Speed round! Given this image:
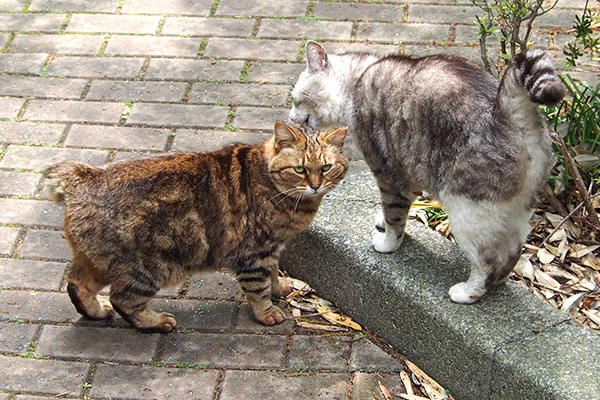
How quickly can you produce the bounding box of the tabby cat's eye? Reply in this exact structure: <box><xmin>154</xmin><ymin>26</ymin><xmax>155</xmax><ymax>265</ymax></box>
<box><xmin>321</xmin><ymin>164</ymin><xmax>332</xmax><ymax>172</ymax></box>
<box><xmin>293</xmin><ymin>166</ymin><xmax>306</xmax><ymax>174</ymax></box>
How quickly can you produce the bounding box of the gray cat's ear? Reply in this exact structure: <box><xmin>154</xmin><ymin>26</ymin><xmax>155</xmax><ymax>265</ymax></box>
<box><xmin>274</xmin><ymin>121</ymin><xmax>302</xmax><ymax>150</ymax></box>
<box><xmin>321</xmin><ymin>126</ymin><xmax>347</xmax><ymax>148</ymax></box>
<box><xmin>306</xmin><ymin>41</ymin><xmax>328</xmax><ymax>73</ymax></box>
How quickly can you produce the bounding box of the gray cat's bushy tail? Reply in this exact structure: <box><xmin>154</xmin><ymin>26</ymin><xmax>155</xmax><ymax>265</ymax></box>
<box><xmin>498</xmin><ymin>49</ymin><xmax>565</xmax><ymax>109</ymax></box>
<box><xmin>45</xmin><ymin>161</ymin><xmax>95</xmax><ymax>202</ymax></box>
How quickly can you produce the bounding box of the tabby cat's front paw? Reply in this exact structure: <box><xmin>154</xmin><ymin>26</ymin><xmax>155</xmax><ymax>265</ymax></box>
<box><xmin>255</xmin><ymin>305</ymin><xmax>286</xmax><ymax>325</ymax></box>
<box><xmin>448</xmin><ymin>282</ymin><xmax>486</xmax><ymax>304</ymax></box>
<box><xmin>372</xmin><ymin>229</ymin><xmax>401</xmax><ymax>253</ymax></box>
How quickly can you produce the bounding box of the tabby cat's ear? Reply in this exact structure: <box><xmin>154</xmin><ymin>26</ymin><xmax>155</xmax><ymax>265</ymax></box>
<box><xmin>306</xmin><ymin>41</ymin><xmax>328</xmax><ymax>73</ymax></box>
<box><xmin>321</xmin><ymin>126</ymin><xmax>347</xmax><ymax>148</ymax></box>
<box><xmin>274</xmin><ymin>121</ymin><xmax>302</xmax><ymax>151</ymax></box>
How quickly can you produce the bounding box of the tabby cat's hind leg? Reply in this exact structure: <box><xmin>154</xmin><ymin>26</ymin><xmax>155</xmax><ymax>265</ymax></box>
<box><xmin>67</xmin><ymin>253</ymin><xmax>113</xmax><ymax>320</ymax></box>
<box><xmin>237</xmin><ymin>261</ymin><xmax>286</xmax><ymax>325</ymax></box>
<box><xmin>109</xmin><ymin>276</ymin><xmax>176</xmax><ymax>333</ymax></box>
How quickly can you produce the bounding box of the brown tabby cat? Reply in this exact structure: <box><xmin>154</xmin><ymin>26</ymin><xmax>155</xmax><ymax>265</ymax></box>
<box><xmin>45</xmin><ymin>122</ymin><xmax>348</xmax><ymax>332</ymax></box>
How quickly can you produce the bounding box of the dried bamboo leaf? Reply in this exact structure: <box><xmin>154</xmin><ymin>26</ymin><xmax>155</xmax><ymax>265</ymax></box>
<box><xmin>537</xmin><ymin>248</ymin><xmax>556</xmax><ymax>264</ymax></box>
<box><xmin>581</xmin><ymin>309</ymin><xmax>600</xmax><ymax>327</ymax></box>
<box><xmin>544</xmin><ymin>212</ymin><xmax>564</xmax><ymax>227</ymax></box>
<box><xmin>378</xmin><ymin>381</ymin><xmax>393</xmax><ymax>400</ymax></box>
<box><xmin>569</xmin><ymin>245</ymin><xmax>600</xmax><ymax>259</ymax></box>
<box><xmin>395</xmin><ymin>394</ymin><xmax>431</xmax><ymax>400</ymax></box>
<box><xmin>514</xmin><ymin>256</ymin><xmax>535</xmax><ymax>281</ymax></box>
<box><xmin>534</xmin><ymin>269</ymin><xmax>561</xmax><ymax>289</ymax></box>
<box><xmin>561</xmin><ymin>292</ymin><xmax>586</xmax><ymax>312</ymax></box>
<box><xmin>289</xmin><ymin>300</ymin><xmax>316</xmax><ymax>312</ymax></box>
<box><xmin>295</xmin><ymin>320</ymin><xmax>348</xmax><ymax>332</ymax></box>
<box><xmin>315</xmin><ymin>305</ymin><xmax>362</xmax><ymax>331</ymax></box>
<box><xmin>400</xmin><ymin>371</ymin><xmax>414</xmax><ymax>396</ymax></box>
<box><xmin>405</xmin><ymin>360</ymin><xmax>446</xmax><ymax>395</ymax></box>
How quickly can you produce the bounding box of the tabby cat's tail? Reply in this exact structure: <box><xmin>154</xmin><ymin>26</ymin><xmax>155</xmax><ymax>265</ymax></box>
<box><xmin>45</xmin><ymin>161</ymin><xmax>95</xmax><ymax>202</ymax></box>
<box><xmin>498</xmin><ymin>49</ymin><xmax>565</xmax><ymax>109</ymax></box>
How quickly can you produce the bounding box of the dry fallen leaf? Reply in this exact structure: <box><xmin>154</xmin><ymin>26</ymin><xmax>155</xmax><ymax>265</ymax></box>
<box><xmin>295</xmin><ymin>321</ymin><xmax>348</xmax><ymax>332</ymax></box>
<box><xmin>514</xmin><ymin>255</ymin><xmax>535</xmax><ymax>281</ymax></box>
<box><xmin>560</xmin><ymin>292</ymin><xmax>585</xmax><ymax>312</ymax></box>
<box><xmin>537</xmin><ymin>247</ymin><xmax>556</xmax><ymax>264</ymax></box>
<box><xmin>378</xmin><ymin>380</ymin><xmax>393</xmax><ymax>400</ymax></box>
<box><xmin>315</xmin><ymin>305</ymin><xmax>362</xmax><ymax>331</ymax></box>
<box><xmin>400</xmin><ymin>371</ymin><xmax>414</xmax><ymax>396</ymax></box>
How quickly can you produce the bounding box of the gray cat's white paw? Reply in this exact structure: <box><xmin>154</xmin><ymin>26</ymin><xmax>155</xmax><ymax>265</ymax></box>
<box><xmin>448</xmin><ymin>282</ymin><xmax>486</xmax><ymax>304</ymax></box>
<box><xmin>375</xmin><ymin>210</ymin><xmax>385</xmax><ymax>230</ymax></box>
<box><xmin>372</xmin><ymin>229</ymin><xmax>401</xmax><ymax>253</ymax></box>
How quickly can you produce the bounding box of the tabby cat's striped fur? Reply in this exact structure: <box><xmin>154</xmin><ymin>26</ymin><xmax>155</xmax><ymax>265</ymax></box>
<box><xmin>290</xmin><ymin>42</ymin><xmax>565</xmax><ymax>304</ymax></box>
<box><xmin>45</xmin><ymin>122</ymin><xmax>348</xmax><ymax>332</ymax></box>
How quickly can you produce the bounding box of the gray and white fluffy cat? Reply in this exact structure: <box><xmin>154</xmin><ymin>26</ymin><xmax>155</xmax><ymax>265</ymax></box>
<box><xmin>290</xmin><ymin>41</ymin><xmax>565</xmax><ymax>304</ymax></box>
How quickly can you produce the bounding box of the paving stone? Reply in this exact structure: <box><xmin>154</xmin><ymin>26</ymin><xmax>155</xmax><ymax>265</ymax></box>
<box><xmin>349</xmin><ymin>336</ymin><xmax>405</xmax><ymax>373</ymax></box>
<box><xmin>23</xmin><ymin>100</ymin><xmax>124</xmax><ymax>123</ymax></box>
<box><xmin>14</xmin><ymin>396</ymin><xmax>68</xmax><ymax>400</ymax></box>
<box><xmin>234</xmin><ymin>303</ymin><xmax>297</xmax><ymax>334</ymax></box>
<box><xmin>0</xmin><ymin>0</ymin><xmax>26</xmax><ymax>11</ymax></box>
<box><xmin>127</xmin><ymin>103</ymin><xmax>229</xmax><ymax>128</ymax></box>
<box><xmin>0</xmin><ymin>53</ymin><xmax>47</xmax><ymax>74</ymax></box>
<box><xmin>47</xmin><ymin>56</ymin><xmax>145</xmax><ymax>78</ymax></box>
<box><xmin>0</xmin><ymin>13</ymin><xmax>66</xmax><ymax>31</ymax></box>
<box><xmin>0</xmin><ymin>258</ymin><xmax>66</xmax><ymax>290</ymax></box>
<box><xmin>0</xmin><ymin>33</ymin><xmax>8</xmax><ymax>49</ymax></box>
<box><xmin>0</xmin><ymin>198</ymin><xmax>64</xmax><ymax>227</ymax></box>
<box><xmin>121</xmin><ymin>0</ymin><xmax>213</xmax><ymax>15</ymax></box>
<box><xmin>0</xmin><ymin>226</ymin><xmax>19</xmax><ymax>255</ymax></box>
<box><xmin>65</xmin><ymin>125</ymin><xmax>170</xmax><ymax>151</ymax></box>
<box><xmin>171</xmin><ymin>129</ymin><xmax>269</xmax><ymax>152</ymax></box>
<box><xmin>287</xmin><ymin>335</ymin><xmax>353</xmax><ymax>371</ymax></box>
<box><xmin>319</xmin><ymin>41</ymin><xmax>402</xmax><ymax>56</ymax></box>
<box><xmin>0</xmin><ymin>75</ymin><xmax>86</xmax><ymax>99</ymax></box>
<box><xmin>189</xmin><ymin>82</ymin><xmax>289</xmax><ymax>106</ymax></box>
<box><xmin>537</xmin><ymin>8</ymin><xmax>579</xmax><ymax>28</ymax></box>
<box><xmin>105</xmin><ymin>35</ymin><xmax>203</xmax><ymax>57</ymax></box>
<box><xmin>259</xmin><ymin>19</ymin><xmax>353</xmax><ymax>41</ymax></box>
<box><xmin>110</xmin><ymin>150</ymin><xmax>161</xmax><ymax>163</ymax></box>
<box><xmin>455</xmin><ymin>24</ymin><xmax>500</xmax><ymax>45</ymax></box>
<box><xmin>204</xmin><ymin>38</ymin><xmax>300</xmax><ymax>61</ymax></box>
<box><xmin>90</xmin><ymin>364</ymin><xmax>219</xmax><ymax>400</ymax></box>
<box><xmin>233</xmin><ymin>106</ymin><xmax>289</xmax><ymax>131</ymax></box>
<box><xmin>86</xmin><ymin>80</ymin><xmax>187</xmax><ymax>102</ymax></box>
<box><xmin>144</xmin><ymin>58</ymin><xmax>245</xmax><ymax>81</ymax></box>
<box><xmin>66</xmin><ymin>14</ymin><xmax>161</xmax><ymax>34</ymax></box>
<box><xmin>0</xmin><ymin>290</ymin><xmax>81</xmax><ymax>324</ymax></box>
<box><xmin>18</xmin><ymin>229</ymin><xmax>71</xmax><ymax>260</ymax></box>
<box><xmin>407</xmin><ymin>5</ymin><xmax>481</xmax><ymax>24</ymax></box>
<box><xmin>162</xmin><ymin>17</ymin><xmax>255</xmax><ymax>37</ymax></box>
<box><xmin>351</xmin><ymin>372</ymin><xmax>407</xmax><ymax>400</ymax></box>
<box><xmin>10</xmin><ymin>33</ymin><xmax>104</xmax><ymax>55</ymax></box>
<box><xmin>313</xmin><ymin>2</ymin><xmax>405</xmax><ymax>22</ymax></box>
<box><xmin>220</xmin><ymin>370</ymin><xmax>350</xmax><ymax>400</ymax></box>
<box><xmin>0</xmin><ymin>96</ymin><xmax>24</xmax><ymax>119</ymax></box>
<box><xmin>246</xmin><ymin>61</ymin><xmax>304</xmax><ymax>84</ymax></box>
<box><xmin>0</xmin><ymin>145</ymin><xmax>109</xmax><ymax>170</ymax></box>
<box><xmin>216</xmin><ymin>0</ymin><xmax>309</xmax><ymax>17</ymax></box>
<box><xmin>29</xmin><ymin>0</ymin><xmax>117</xmax><ymax>12</ymax></box>
<box><xmin>186</xmin><ymin>271</ymin><xmax>243</xmax><ymax>300</ymax></box>
<box><xmin>0</xmin><ymin>322</ymin><xmax>37</xmax><ymax>354</ymax></box>
<box><xmin>356</xmin><ymin>22</ymin><xmax>451</xmax><ymax>43</ymax></box>
<box><xmin>0</xmin><ymin>171</ymin><xmax>41</xmax><ymax>196</ymax></box>
<box><xmin>0</xmin><ymin>356</ymin><xmax>88</xmax><ymax>396</ymax></box>
<box><xmin>37</xmin><ymin>325</ymin><xmax>160</xmax><ymax>362</ymax></box>
<box><xmin>0</xmin><ymin>122</ymin><xmax>43</xmax><ymax>147</ymax></box>
<box><xmin>162</xmin><ymin>332</ymin><xmax>286</xmax><ymax>368</ymax></box>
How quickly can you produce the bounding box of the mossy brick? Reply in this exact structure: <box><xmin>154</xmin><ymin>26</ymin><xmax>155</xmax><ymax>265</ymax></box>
<box><xmin>352</xmin><ymin>373</ymin><xmax>407</xmax><ymax>400</ymax></box>
<box><xmin>0</xmin><ymin>53</ymin><xmax>48</xmax><ymax>74</ymax></box>
<box><xmin>28</xmin><ymin>0</ymin><xmax>117</xmax><ymax>12</ymax></box>
<box><xmin>349</xmin><ymin>337</ymin><xmax>404</xmax><ymax>373</ymax></box>
<box><xmin>189</xmin><ymin>82</ymin><xmax>289</xmax><ymax>107</ymax></box>
<box><xmin>0</xmin><ymin>290</ymin><xmax>80</xmax><ymax>324</ymax></box>
<box><xmin>204</xmin><ymin>38</ymin><xmax>301</xmax><ymax>62</ymax></box>
<box><xmin>0</xmin><ymin>171</ymin><xmax>42</xmax><ymax>196</ymax></box>
<box><xmin>215</xmin><ymin>0</ymin><xmax>309</xmax><ymax>17</ymax></box>
<box><xmin>162</xmin><ymin>17</ymin><xmax>255</xmax><ymax>37</ymax></box>
<box><xmin>0</xmin><ymin>76</ymin><xmax>87</xmax><ymax>99</ymax></box>
<box><xmin>10</xmin><ymin>34</ymin><xmax>105</xmax><ymax>55</ymax></box>
<box><xmin>65</xmin><ymin>125</ymin><xmax>170</xmax><ymax>151</ymax></box>
<box><xmin>162</xmin><ymin>332</ymin><xmax>286</xmax><ymax>368</ymax></box>
<box><xmin>233</xmin><ymin>106</ymin><xmax>290</xmax><ymax>131</ymax></box>
<box><xmin>0</xmin><ymin>122</ymin><xmax>64</xmax><ymax>145</ymax></box>
<box><xmin>186</xmin><ymin>271</ymin><xmax>244</xmax><ymax>300</ymax></box>
<box><xmin>312</xmin><ymin>2</ymin><xmax>405</xmax><ymax>22</ymax></box>
<box><xmin>0</xmin><ymin>322</ymin><xmax>38</xmax><ymax>355</ymax></box>
<box><xmin>18</xmin><ymin>229</ymin><xmax>71</xmax><ymax>261</ymax></box>
<box><xmin>144</xmin><ymin>58</ymin><xmax>246</xmax><ymax>81</ymax></box>
<box><xmin>121</xmin><ymin>0</ymin><xmax>213</xmax><ymax>15</ymax></box>
<box><xmin>0</xmin><ymin>198</ymin><xmax>64</xmax><ymax>228</ymax></box>
<box><xmin>0</xmin><ymin>13</ymin><xmax>66</xmax><ymax>32</ymax></box>
<box><xmin>536</xmin><ymin>8</ymin><xmax>581</xmax><ymax>28</ymax></box>
<box><xmin>23</xmin><ymin>100</ymin><xmax>124</xmax><ymax>124</ymax></box>
<box><xmin>0</xmin><ymin>0</ymin><xmax>26</xmax><ymax>11</ymax></box>
<box><xmin>171</xmin><ymin>129</ymin><xmax>269</xmax><ymax>153</ymax></box>
<box><xmin>259</xmin><ymin>19</ymin><xmax>353</xmax><ymax>41</ymax></box>
<box><xmin>287</xmin><ymin>335</ymin><xmax>353</xmax><ymax>371</ymax></box>
<box><xmin>37</xmin><ymin>325</ymin><xmax>160</xmax><ymax>363</ymax></box>
<box><xmin>0</xmin><ymin>97</ymin><xmax>25</xmax><ymax>119</ymax></box>
<box><xmin>86</xmin><ymin>80</ymin><xmax>188</xmax><ymax>102</ymax></box>
<box><xmin>356</xmin><ymin>22</ymin><xmax>451</xmax><ymax>44</ymax></box>
<box><xmin>0</xmin><ymin>226</ymin><xmax>19</xmax><ymax>255</ymax></box>
<box><xmin>0</xmin><ymin>33</ymin><xmax>8</xmax><ymax>49</ymax></box>
<box><xmin>105</xmin><ymin>35</ymin><xmax>203</xmax><ymax>57</ymax></box>
<box><xmin>127</xmin><ymin>103</ymin><xmax>229</xmax><ymax>128</ymax></box>
<box><xmin>219</xmin><ymin>371</ymin><xmax>350</xmax><ymax>400</ymax></box>
<box><xmin>407</xmin><ymin>5</ymin><xmax>481</xmax><ymax>24</ymax></box>
<box><xmin>0</xmin><ymin>145</ymin><xmax>108</xmax><ymax>170</ymax></box>
<box><xmin>47</xmin><ymin>56</ymin><xmax>145</xmax><ymax>79</ymax></box>
<box><xmin>0</xmin><ymin>356</ymin><xmax>88</xmax><ymax>396</ymax></box>
<box><xmin>0</xmin><ymin>258</ymin><xmax>66</xmax><ymax>290</ymax></box>
<box><xmin>246</xmin><ymin>62</ymin><xmax>305</xmax><ymax>84</ymax></box>
<box><xmin>90</xmin><ymin>364</ymin><xmax>219</xmax><ymax>400</ymax></box>
<box><xmin>66</xmin><ymin>14</ymin><xmax>162</xmax><ymax>34</ymax></box>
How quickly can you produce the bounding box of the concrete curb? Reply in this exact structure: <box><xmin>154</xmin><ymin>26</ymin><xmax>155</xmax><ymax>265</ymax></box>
<box><xmin>281</xmin><ymin>170</ymin><xmax>600</xmax><ymax>400</ymax></box>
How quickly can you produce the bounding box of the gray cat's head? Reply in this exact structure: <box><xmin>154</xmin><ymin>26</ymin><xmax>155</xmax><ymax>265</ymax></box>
<box><xmin>290</xmin><ymin>41</ymin><xmax>345</xmax><ymax>130</ymax></box>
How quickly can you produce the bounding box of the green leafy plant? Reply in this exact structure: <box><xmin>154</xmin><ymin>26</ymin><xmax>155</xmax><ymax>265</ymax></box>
<box><xmin>564</xmin><ymin>0</ymin><xmax>600</xmax><ymax>68</ymax></box>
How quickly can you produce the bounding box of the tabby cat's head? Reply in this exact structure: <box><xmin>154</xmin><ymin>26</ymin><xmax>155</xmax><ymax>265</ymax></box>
<box><xmin>267</xmin><ymin>121</ymin><xmax>348</xmax><ymax>198</ymax></box>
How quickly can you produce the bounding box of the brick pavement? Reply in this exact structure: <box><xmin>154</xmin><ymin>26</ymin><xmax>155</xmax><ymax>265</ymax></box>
<box><xmin>0</xmin><ymin>0</ymin><xmax>596</xmax><ymax>399</ymax></box>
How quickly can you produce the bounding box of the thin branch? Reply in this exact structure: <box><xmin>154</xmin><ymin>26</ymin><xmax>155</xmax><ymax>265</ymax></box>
<box><xmin>543</xmin><ymin>184</ymin><xmax>569</xmax><ymax>216</ymax></box>
<box><xmin>542</xmin><ymin>193</ymin><xmax>600</xmax><ymax>247</ymax></box>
